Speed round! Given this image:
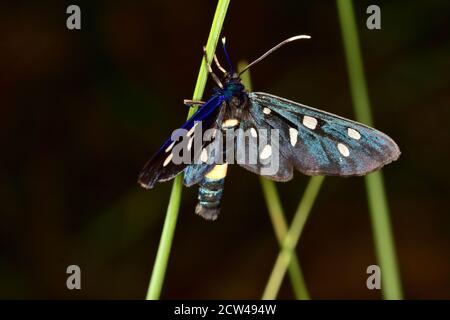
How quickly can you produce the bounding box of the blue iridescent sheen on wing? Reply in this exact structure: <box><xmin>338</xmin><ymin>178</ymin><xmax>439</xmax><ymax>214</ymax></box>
<box><xmin>183</xmin><ymin>141</ymin><xmax>226</xmax><ymax>186</ymax></box>
<box><xmin>184</xmin><ymin>164</ymin><xmax>215</xmax><ymax>186</ymax></box>
<box><xmin>239</xmin><ymin>92</ymin><xmax>400</xmax><ymax>179</ymax></box>
<box><xmin>138</xmin><ymin>95</ymin><xmax>225</xmax><ymax>188</ymax></box>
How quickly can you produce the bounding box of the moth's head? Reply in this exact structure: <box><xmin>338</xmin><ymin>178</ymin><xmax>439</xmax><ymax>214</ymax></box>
<box><xmin>222</xmin><ymin>71</ymin><xmax>240</xmax><ymax>83</ymax></box>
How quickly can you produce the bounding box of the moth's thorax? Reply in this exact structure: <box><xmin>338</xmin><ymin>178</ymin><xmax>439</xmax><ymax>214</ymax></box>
<box><xmin>219</xmin><ymin>76</ymin><xmax>247</xmax><ymax>109</ymax></box>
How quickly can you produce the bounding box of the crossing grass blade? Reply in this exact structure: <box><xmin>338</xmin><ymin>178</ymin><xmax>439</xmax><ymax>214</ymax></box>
<box><xmin>238</xmin><ymin>61</ymin><xmax>310</xmax><ymax>299</ymax></box>
<box><xmin>262</xmin><ymin>176</ymin><xmax>324</xmax><ymax>300</ymax></box>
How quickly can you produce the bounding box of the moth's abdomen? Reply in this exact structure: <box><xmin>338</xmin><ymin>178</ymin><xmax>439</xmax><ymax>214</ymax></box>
<box><xmin>195</xmin><ymin>164</ymin><xmax>228</xmax><ymax>221</ymax></box>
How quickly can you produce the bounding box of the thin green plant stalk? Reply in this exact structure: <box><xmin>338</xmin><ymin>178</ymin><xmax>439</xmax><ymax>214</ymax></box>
<box><xmin>260</xmin><ymin>178</ymin><xmax>310</xmax><ymax>300</ymax></box>
<box><xmin>146</xmin><ymin>0</ymin><xmax>231</xmax><ymax>300</ymax></box>
<box><xmin>262</xmin><ymin>176</ymin><xmax>324</xmax><ymax>300</ymax></box>
<box><xmin>238</xmin><ymin>61</ymin><xmax>309</xmax><ymax>299</ymax></box>
<box><xmin>336</xmin><ymin>0</ymin><xmax>403</xmax><ymax>299</ymax></box>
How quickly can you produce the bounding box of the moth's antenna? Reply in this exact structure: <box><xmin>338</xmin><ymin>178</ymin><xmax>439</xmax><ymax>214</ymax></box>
<box><xmin>203</xmin><ymin>46</ymin><xmax>223</xmax><ymax>89</ymax></box>
<box><xmin>213</xmin><ymin>53</ymin><xmax>227</xmax><ymax>74</ymax></box>
<box><xmin>221</xmin><ymin>37</ymin><xmax>234</xmax><ymax>73</ymax></box>
<box><xmin>238</xmin><ymin>35</ymin><xmax>311</xmax><ymax>75</ymax></box>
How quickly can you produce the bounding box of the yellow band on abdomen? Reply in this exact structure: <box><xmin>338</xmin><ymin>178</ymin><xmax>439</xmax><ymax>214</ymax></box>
<box><xmin>205</xmin><ymin>163</ymin><xmax>228</xmax><ymax>180</ymax></box>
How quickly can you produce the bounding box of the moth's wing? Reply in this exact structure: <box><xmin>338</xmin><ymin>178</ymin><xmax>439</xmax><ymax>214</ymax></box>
<box><xmin>183</xmin><ymin>145</ymin><xmax>223</xmax><ymax>186</ymax></box>
<box><xmin>183</xmin><ymin>164</ymin><xmax>215</xmax><ymax>186</ymax></box>
<box><xmin>237</xmin><ymin>92</ymin><xmax>400</xmax><ymax>180</ymax></box>
<box><xmin>183</xmin><ymin>112</ymin><xmax>227</xmax><ymax>186</ymax></box>
<box><xmin>235</xmin><ymin>110</ymin><xmax>294</xmax><ymax>181</ymax></box>
<box><xmin>138</xmin><ymin>95</ymin><xmax>224</xmax><ymax>189</ymax></box>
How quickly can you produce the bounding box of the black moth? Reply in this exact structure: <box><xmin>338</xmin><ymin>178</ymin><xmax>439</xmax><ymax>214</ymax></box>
<box><xmin>138</xmin><ymin>35</ymin><xmax>400</xmax><ymax>220</ymax></box>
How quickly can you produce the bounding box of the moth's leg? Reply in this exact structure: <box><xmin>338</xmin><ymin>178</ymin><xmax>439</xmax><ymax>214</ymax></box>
<box><xmin>213</xmin><ymin>54</ymin><xmax>227</xmax><ymax>74</ymax></box>
<box><xmin>203</xmin><ymin>46</ymin><xmax>224</xmax><ymax>89</ymax></box>
<box><xmin>184</xmin><ymin>99</ymin><xmax>206</xmax><ymax>108</ymax></box>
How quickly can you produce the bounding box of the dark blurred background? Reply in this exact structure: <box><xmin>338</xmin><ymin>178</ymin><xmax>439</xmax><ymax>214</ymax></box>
<box><xmin>1</xmin><ymin>0</ymin><xmax>449</xmax><ymax>299</ymax></box>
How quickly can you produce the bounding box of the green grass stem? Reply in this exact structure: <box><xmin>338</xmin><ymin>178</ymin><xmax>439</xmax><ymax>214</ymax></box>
<box><xmin>260</xmin><ymin>177</ymin><xmax>311</xmax><ymax>300</ymax></box>
<box><xmin>336</xmin><ymin>0</ymin><xmax>403</xmax><ymax>299</ymax></box>
<box><xmin>262</xmin><ymin>176</ymin><xmax>324</xmax><ymax>300</ymax></box>
<box><xmin>146</xmin><ymin>0</ymin><xmax>231</xmax><ymax>300</ymax></box>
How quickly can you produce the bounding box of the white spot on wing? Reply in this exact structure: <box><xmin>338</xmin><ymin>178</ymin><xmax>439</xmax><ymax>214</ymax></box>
<box><xmin>163</xmin><ymin>153</ymin><xmax>174</xmax><ymax>166</ymax></box>
<box><xmin>289</xmin><ymin>128</ymin><xmax>298</xmax><ymax>146</ymax></box>
<box><xmin>303</xmin><ymin>116</ymin><xmax>317</xmax><ymax>130</ymax></box>
<box><xmin>337</xmin><ymin>143</ymin><xmax>350</xmax><ymax>157</ymax></box>
<box><xmin>260</xmin><ymin>144</ymin><xmax>272</xmax><ymax>160</ymax></box>
<box><xmin>263</xmin><ymin>107</ymin><xmax>271</xmax><ymax>115</ymax></box>
<box><xmin>187</xmin><ymin>122</ymin><xmax>199</xmax><ymax>136</ymax></box>
<box><xmin>347</xmin><ymin>128</ymin><xmax>361</xmax><ymax>140</ymax></box>
<box><xmin>187</xmin><ymin>137</ymin><xmax>193</xmax><ymax>151</ymax></box>
<box><xmin>165</xmin><ymin>140</ymin><xmax>176</xmax><ymax>153</ymax></box>
<box><xmin>250</xmin><ymin>128</ymin><xmax>257</xmax><ymax>138</ymax></box>
<box><xmin>211</xmin><ymin>128</ymin><xmax>218</xmax><ymax>138</ymax></box>
<box><xmin>200</xmin><ymin>149</ymin><xmax>208</xmax><ymax>162</ymax></box>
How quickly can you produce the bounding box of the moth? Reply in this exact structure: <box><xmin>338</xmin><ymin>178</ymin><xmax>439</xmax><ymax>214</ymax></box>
<box><xmin>138</xmin><ymin>35</ymin><xmax>401</xmax><ymax>221</ymax></box>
